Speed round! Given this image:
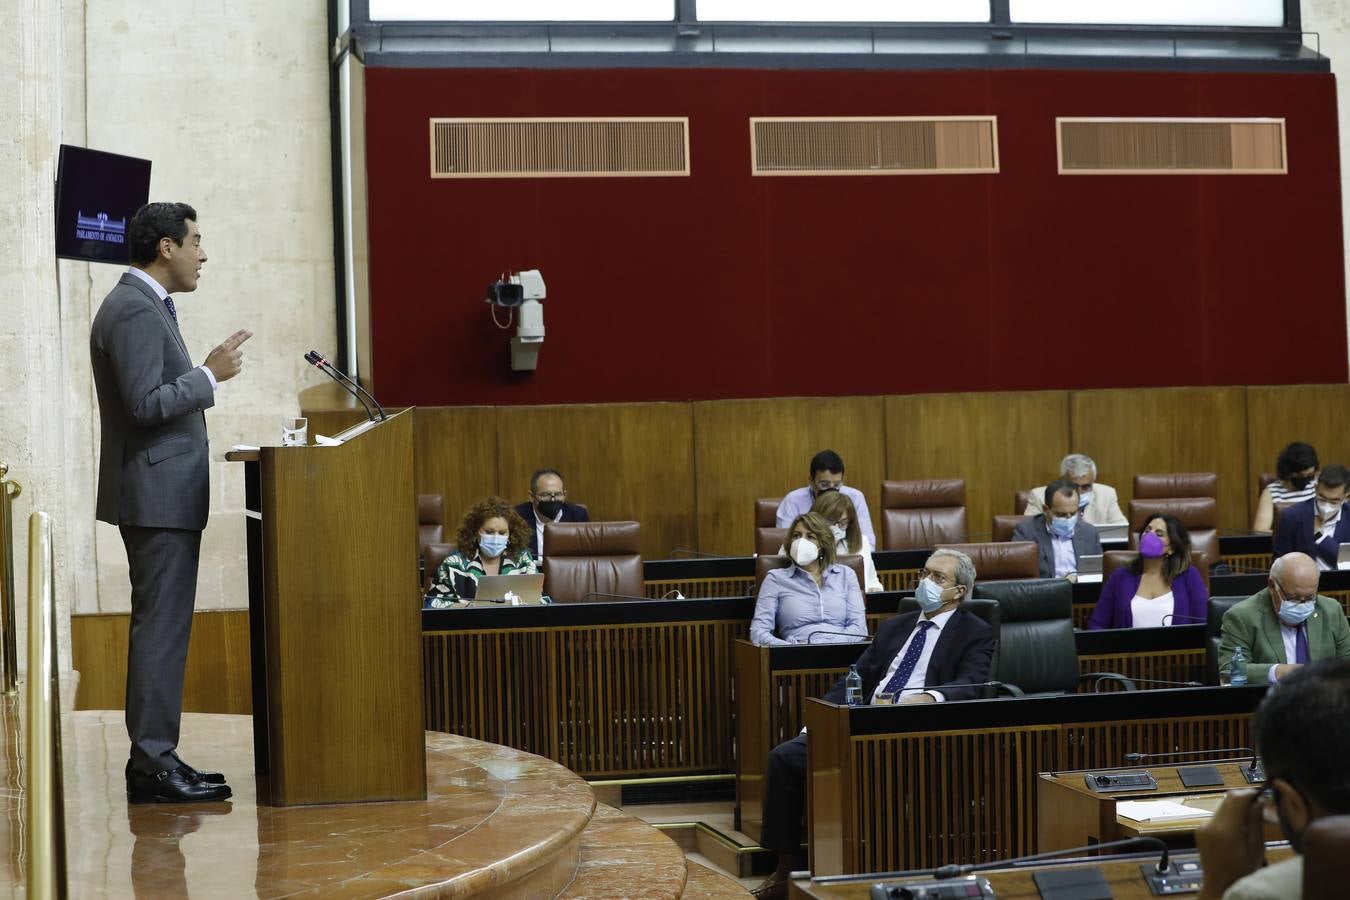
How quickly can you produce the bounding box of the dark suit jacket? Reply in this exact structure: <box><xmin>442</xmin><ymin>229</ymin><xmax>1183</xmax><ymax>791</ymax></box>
<box><xmin>90</xmin><ymin>273</ymin><xmax>214</xmax><ymax>530</ymax></box>
<box><xmin>514</xmin><ymin>501</ymin><xmax>590</xmax><ymax>557</ymax></box>
<box><xmin>822</xmin><ymin>607</ymin><xmax>995</xmax><ymax>703</ymax></box>
<box><xmin>1012</xmin><ymin>514</ymin><xmax>1102</xmax><ymax>578</ymax></box>
<box><xmin>1273</xmin><ymin>498</ymin><xmax>1350</xmax><ymax>564</ymax></box>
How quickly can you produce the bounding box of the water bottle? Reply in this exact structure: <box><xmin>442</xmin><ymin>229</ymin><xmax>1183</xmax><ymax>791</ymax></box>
<box><xmin>1227</xmin><ymin>646</ymin><xmax>1249</xmax><ymax>687</ymax></box>
<box><xmin>845</xmin><ymin>664</ymin><xmax>863</xmax><ymax>706</ymax></box>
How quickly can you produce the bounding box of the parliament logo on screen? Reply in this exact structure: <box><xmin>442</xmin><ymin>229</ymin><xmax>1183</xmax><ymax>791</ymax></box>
<box><xmin>74</xmin><ymin>211</ymin><xmax>127</xmax><ymax>245</ymax></box>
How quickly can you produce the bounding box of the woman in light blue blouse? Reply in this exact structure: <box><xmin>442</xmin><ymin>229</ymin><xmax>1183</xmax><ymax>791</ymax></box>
<box><xmin>750</xmin><ymin>512</ymin><xmax>867</xmax><ymax>647</ymax></box>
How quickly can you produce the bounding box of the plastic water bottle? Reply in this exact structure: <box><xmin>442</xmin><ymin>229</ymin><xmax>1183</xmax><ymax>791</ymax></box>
<box><xmin>845</xmin><ymin>664</ymin><xmax>863</xmax><ymax>706</ymax></box>
<box><xmin>1228</xmin><ymin>646</ymin><xmax>1249</xmax><ymax>687</ymax></box>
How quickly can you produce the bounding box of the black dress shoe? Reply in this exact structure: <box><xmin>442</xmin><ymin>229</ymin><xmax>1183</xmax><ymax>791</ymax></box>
<box><xmin>127</xmin><ymin>765</ymin><xmax>232</xmax><ymax>804</ymax></box>
<box><xmin>171</xmin><ymin>754</ymin><xmax>227</xmax><ymax>785</ymax></box>
<box><xmin>750</xmin><ymin>872</ymin><xmax>790</xmax><ymax>900</ymax></box>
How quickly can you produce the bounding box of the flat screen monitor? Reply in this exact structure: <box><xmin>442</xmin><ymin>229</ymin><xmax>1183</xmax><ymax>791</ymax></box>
<box><xmin>54</xmin><ymin>145</ymin><xmax>152</xmax><ymax>264</ymax></box>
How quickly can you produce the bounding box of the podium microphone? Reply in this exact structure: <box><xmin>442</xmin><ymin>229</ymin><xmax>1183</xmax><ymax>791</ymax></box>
<box><xmin>1124</xmin><ymin>747</ymin><xmax>1264</xmax><ymax>782</ymax></box>
<box><xmin>306</xmin><ymin>350</ymin><xmax>386</xmax><ymax>421</ymax></box>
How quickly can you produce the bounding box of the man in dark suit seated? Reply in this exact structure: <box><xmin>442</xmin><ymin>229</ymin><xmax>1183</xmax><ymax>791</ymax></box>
<box><xmin>1012</xmin><ymin>477</ymin><xmax>1102</xmax><ymax>582</ymax></box>
<box><xmin>1273</xmin><ymin>464</ymin><xmax>1350</xmax><ymax>571</ymax></box>
<box><xmin>513</xmin><ymin>468</ymin><xmax>589</xmax><ymax>558</ymax></box>
<box><xmin>750</xmin><ymin>548</ymin><xmax>996</xmax><ymax>900</ymax></box>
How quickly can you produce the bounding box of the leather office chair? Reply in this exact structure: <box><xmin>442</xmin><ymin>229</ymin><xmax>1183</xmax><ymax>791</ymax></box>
<box><xmin>753</xmin><ymin>553</ymin><xmax>867</xmax><ymax>595</ymax></box>
<box><xmin>755</xmin><ymin>498</ymin><xmax>781</xmax><ymax>529</ymax></box>
<box><xmin>881</xmin><ymin>479</ymin><xmax>968</xmax><ymax>550</ymax></box>
<box><xmin>756</xmin><ymin>527</ymin><xmax>789</xmax><ymax>558</ymax></box>
<box><xmin>1258</xmin><ymin>472</ymin><xmax>1278</xmax><ymax>494</ymax></box>
<box><xmin>1104</xmin><ymin>550</ymin><xmax>1213</xmax><ymax>594</ymax></box>
<box><xmin>422</xmin><ymin>541</ymin><xmax>455</xmax><ymax>593</ymax></box>
<box><xmin>1133</xmin><ymin>472</ymin><xmax>1218</xmax><ymax>500</ymax></box>
<box><xmin>935</xmin><ymin>541</ymin><xmax>1040</xmax><ymax>581</ymax></box>
<box><xmin>1204</xmin><ymin>596</ymin><xmax>1246</xmax><ymax>685</ymax></box>
<box><xmin>1304</xmin><ymin>814</ymin><xmax>1350</xmax><ymax>900</ymax></box>
<box><xmin>418</xmin><ymin>494</ymin><xmax>444</xmax><ymax>550</ymax></box>
<box><xmin>974</xmin><ymin>577</ymin><xmax>1133</xmax><ymax>695</ymax></box>
<box><xmin>1127</xmin><ymin>497</ymin><xmax>1220</xmax><ymax>569</ymax></box>
<box><xmin>992</xmin><ymin>515</ymin><xmax>1029</xmax><ymax>543</ymax></box>
<box><xmin>542</xmin><ymin>521</ymin><xmax>643</xmax><ymax>603</ymax></box>
<box><xmin>1014</xmin><ymin>489</ymin><xmax>1032</xmax><ymax>516</ymax></box>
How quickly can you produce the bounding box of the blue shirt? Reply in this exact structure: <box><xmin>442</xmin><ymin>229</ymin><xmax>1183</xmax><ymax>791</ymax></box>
<box><xmin>750</xmin><ymin>563</ymin><xmax>867</xmax><ymax>647</ymax></box>
<box><xmin>776</xmin><ymin>485</ymin><xmax>876</xmax><ymax>547</ymax></box>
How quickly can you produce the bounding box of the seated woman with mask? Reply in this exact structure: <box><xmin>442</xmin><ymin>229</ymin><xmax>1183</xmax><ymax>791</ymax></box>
<box><xmin>1252</xmin><ymin>441</ymin><xmax>1319</xmax><ymax>533</ymax></box>
<box><xmin>426</xmin><ymin>496</ymin><xmax>537</xmax><ymax>608</ymax></box>
<box><xmin>751</xmin><ymin>512</ymin><xmax>867</xmax><ymax>647</ymax></box>
<box><xmin>1087</xmin><ymin>513</ymin><xmax>1208</xmax><ymax>629</ymax></box>
<box><xmin>777</xmin><ymin>491</ymin><xmax>883</xmax><ymax>592</ymax></box>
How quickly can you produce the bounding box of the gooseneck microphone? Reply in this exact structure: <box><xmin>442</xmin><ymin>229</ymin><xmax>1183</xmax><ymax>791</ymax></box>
<box><xmin>305</xmin><ymin>350</ymin><xmax>386</xmax><ymax>421</ymax></box>
<box><xmin>1096</xmin><ymin>675</ymin><xmax>1204</xmax><ymax>689</ymax></box>
<box><xmin>579</xmin><ymin>591</ymin><xmax>655</xmax><ymax>603</ymax></box>
<box><xmin>304</xmin><ymin>351</ymin><xmax>375</xmax><ymax>421</ymax></box>
<box><xmin>1123</xmin><ymin>747</ymin><xmax>1254</xmax><ymax>763</ymax></box>
<box><xmin>1160</xmin><ymin>613</ymin><xmax>1208</xmax><ymax>626</ymax></box>
<box><xmin>932</xmin><ymin>836</ymin><xmax>1172</xmax><ymax>881</ymax></box>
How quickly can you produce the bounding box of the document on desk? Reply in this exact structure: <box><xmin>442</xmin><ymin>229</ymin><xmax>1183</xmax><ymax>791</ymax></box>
<box><xmin>1117</xmin><ymin>799</ymin><xmax>1215</xmax><ymax>822</ymax></box>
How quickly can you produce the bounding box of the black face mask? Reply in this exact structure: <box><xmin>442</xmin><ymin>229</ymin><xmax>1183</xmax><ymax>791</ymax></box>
<box><xmin>1291</xmin><ymin>475</ymin><xmax>1312</xmax><ymax>491</ymax></box>
<box><xmin>536</xmin><ymin>499</ymin><xmax>564</xmax><ymax>519</ymax></box>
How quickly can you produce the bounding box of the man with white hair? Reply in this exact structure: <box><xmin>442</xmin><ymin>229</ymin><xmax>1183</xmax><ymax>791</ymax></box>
<box><xmin>1219</xmin><ymin>551</ymin><xmax>1350</xmax><ymax>683</ymax></box>
<box><xmin>1023</xmin><ymin>453</ymin><xmax>1127</xmax><ymax>526</ymax></box>
<box><xmin>750</xmin><ymin>548</ymin><xmax>996</xmax><ymax>899</ymax></box>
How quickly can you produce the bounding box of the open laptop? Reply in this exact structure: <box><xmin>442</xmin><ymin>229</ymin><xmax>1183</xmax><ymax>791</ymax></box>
<box><xmin>1076</xmin><ymin>554</ymin><xmax>1104</xmax><ymax>584</ymax></box>
<box><xmin>472</xmin><ymin>573</ymin><xmax>546</xmax><ymax>605</ymax></box>
<box><xmin>1095</xmin><ymin>524</ymin><xmax>1129</xmax><ymax>544</ymax></box>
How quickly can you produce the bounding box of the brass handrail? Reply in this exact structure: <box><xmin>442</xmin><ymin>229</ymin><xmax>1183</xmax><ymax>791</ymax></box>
<box><xmin>0</xmin><ymin>462</ymin><xmax>20</xmax><ymax>694</ymax></box>
<box><xmin>25</xmin><ymin>511</ymin><xmax>66</xmax><ymax>898</ymax></box>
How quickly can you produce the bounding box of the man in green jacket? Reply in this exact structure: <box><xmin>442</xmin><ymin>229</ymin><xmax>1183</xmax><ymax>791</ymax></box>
<box><xmin>1219</xmin><ymin>551</ymin><xmax>1350</xmax><ymax>684</ymax></box>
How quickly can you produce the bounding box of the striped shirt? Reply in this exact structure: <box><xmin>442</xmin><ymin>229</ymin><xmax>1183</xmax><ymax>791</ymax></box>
<box><xmin>1269</xmin><ymin>479</ymin><xmax>1317</xmax><ymax>506</ymax></box>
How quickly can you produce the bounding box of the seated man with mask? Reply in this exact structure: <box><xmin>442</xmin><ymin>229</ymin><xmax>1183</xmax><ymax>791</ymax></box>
<box><xmin>775</xmin><ymin>449</ymin><xmax>876</xmax><ymax>548</ymax></box>
<box><xmin>1196</xmin><ymin>658</ymin><xmax>1350</xmax><ymax>899</ymax></box>
<box><xmin>1219</xmin><ymin>551</ymin><xmax>1350</xmax><ymax>683</ymax></box>
<box><xmin>514</xmin><ymin>468</ymin><xmax>590</xmax><ymax>559</ymax></box>
<box><xmin>1013</xmin><ymin>478</ymin><xmax>1103</xmax><ymax>581</ymax></box>
<box><xmin>749</xmin><ymin>548</ymin><xmax>995</xmax><ymax>900</ymax></box>
<box><xmin>1273</xmin><ymin>464</ymin><xmax>1350</xmax><ymax>572</ymax></box>
<box><xmin>1023</xmin><ymin>453</ymin><xmax>1127</xmax><ymax>526</ymax></box>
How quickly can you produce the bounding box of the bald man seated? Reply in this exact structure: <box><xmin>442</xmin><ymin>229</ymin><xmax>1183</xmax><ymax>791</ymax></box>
<box><xmin>1218</xmin><ymin>551</ymin><xmax>1350</xmax><ymax>684</ymax></box>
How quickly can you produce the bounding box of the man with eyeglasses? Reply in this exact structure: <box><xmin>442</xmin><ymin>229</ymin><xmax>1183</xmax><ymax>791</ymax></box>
<box><xmin>513</xmin><ymin>468</ymin><xmax>589</xmax><ymax>558</ymax></box>
<box><xmin>1273</xmin><ymin>463</ymin><xmax>1350</xmax><ymax>571</ymax></box>
<box><xmin>749</xmin><ymin>548</ymin><xmax>994</xmax><ymax>900</ymax></box>
<box><xmin>1196</xmin><ymin>658</ymin><xmax>1350</xmax><ymax>900</ymax></box>
<box><xmin>1218</xmin><ymin>552</ymin><xmax>1350</xmax><ymax>684</ymax></box>
<box><xmin>1013</xmin><ymin>478</ymin><xmax>1103</xmax><ymax>581</ymax></box>
<box><xmin>775</xmin><ymin>449</ymin><xmax>876</xmax><ymax>548</ymax></box>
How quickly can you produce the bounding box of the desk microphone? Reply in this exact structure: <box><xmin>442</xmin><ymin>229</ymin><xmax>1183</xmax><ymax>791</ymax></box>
<box><xmin>1160</xmin><ymin>613</ymin><xmax>1208</xmax><ymax>625</ymax></box>
<box><xmin>1096</xmin><ymin>675</ymin><xmax>1204</xmax><ymax>689</ymax></box>
<box><xmin>926</xmin><ymin>836</ymin><xmax>1171</xmax><ymax>880</ymax></box>
<box><xmin>305</xmin><ymin>350</ymin><xmax>386</xmax><ymax>421</ymax></box>
<box><xmin>1123</xmin><ymin>747</ymin><xmax>1264</xmax><ymax>782</ymax></box>
<box><xmin>579</xmin><ymin>591</ymin><xmax>657</xmax><ymax>603</ymax></box>
<box><xmin>667</xmin><ymin>548</ymin><xmax>734</xmax><ymax>559</ymax></box>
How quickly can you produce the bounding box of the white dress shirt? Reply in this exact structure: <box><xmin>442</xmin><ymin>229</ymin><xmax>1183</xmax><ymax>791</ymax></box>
<box><xmin>126</xmin><ymin>267</ymin><xmax>217</xmax><ymax>390</ymax></box>
<box><xmin>534</xmin><ymin>507</ymin><xmax>563</xmax><ymax>558</ymax></box>
<box><xmin>870</xmin><ymin>607</ymin><xmax>956</xmax><ymax>703</ymax></box>
<box><xmin>1130</xmin><ymin>591</ymin><xmax>1173</xmax><ymax>629</ymax></box>
<box><xmin>1266</xmin><ymin>620</ymin><xmax>1308</xmax><ymax>683</ymax></box>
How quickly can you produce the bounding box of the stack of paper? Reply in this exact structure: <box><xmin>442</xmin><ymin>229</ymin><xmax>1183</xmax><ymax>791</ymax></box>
<box><xmin>1117</xmin><ymin>800</ymin><xmax>1214</xmax><ymax>823</ymax></box>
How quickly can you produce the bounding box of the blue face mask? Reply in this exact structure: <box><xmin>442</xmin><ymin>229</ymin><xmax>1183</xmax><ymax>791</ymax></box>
<box><xmin>1077</xmin><ymin>491</ymin><xmax>1093</xmax><ymax>510</ymax></box>
<box><xmin>1278</xmin><ymin>598</ymin><xmax>1315</xmax><ymax>627</ymax></box>
<box><xmin>914</xmin><ymin>577</ymin><xmax>947</xmax><ymax>614</ymax></box>
<box><xmin>1049</xmin><ymin>515</ymin><xmax>1077</xmax><ymax>539</ymax></box>
<box><xmin>479</xmin><ymin>532</ymin><xmax>509</xmax><ymax>559</ymax></box>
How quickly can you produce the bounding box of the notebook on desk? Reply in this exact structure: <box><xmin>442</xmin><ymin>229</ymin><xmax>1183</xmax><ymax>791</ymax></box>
<box><xmin>1095</xmin><ymin>523</ymin><xmax>1129</xmax><ymax>543</ymax></box>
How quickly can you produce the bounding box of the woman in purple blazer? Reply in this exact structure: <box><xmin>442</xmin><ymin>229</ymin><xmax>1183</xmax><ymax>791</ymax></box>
<box><xmin>1087</xmin><ymin>513</ymin><xmax>1208</xmax><ymax>629</ymax></box>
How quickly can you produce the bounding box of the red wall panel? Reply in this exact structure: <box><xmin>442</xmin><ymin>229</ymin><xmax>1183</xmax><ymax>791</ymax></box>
<box><xmin>363</xmin><ymin>67</ymin><xmax>1344</xmax><ymax>406</ymax></box>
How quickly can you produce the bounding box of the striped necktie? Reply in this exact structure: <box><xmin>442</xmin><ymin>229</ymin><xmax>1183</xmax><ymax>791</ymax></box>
<box><xmin>163</xmin><ymin>295</ymin><xmax>178</xmax><ymax>324</ymax></box>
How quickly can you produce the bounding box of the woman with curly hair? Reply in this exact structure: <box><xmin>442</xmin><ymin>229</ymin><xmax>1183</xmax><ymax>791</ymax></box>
<box><xmin>425</xmin><ymin>496</ymin><xmax>537</xmax><ymax>608</ymax></box>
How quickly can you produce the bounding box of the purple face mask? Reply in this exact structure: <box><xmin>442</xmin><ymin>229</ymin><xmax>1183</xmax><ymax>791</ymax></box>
<box><xmin>1139</xmin><ymin>531</ymin><xmax>1166</xmax><ymax>558</ymax></box>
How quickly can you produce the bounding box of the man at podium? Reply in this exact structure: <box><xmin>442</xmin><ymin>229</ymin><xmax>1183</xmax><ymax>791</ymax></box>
<box><xmin>90</xmin><ymin>202</ymin><xmax>250</xmax><ymax>804</ymax></box>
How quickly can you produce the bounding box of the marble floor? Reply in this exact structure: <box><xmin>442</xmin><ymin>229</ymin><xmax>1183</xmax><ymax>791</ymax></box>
<box><xmin>3</xmin><ymin>703</ymin><xmax>601</xmax><ymax>897</ymax></box>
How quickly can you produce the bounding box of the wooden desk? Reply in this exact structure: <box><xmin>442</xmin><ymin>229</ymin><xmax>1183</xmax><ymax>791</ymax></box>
<box><xmin>1038</xmin><ymin>762</ymin><xmax>1281</xmax><ymax>850</ymax></box>
<box><xmin>801</xmin><ymin>686</ymin><xmax>1268</xmax><ymax>876</ymax></box>
<box><xmin>788</xmin><ymin>846</ymin><xmax>1296</xmax><ymax>899</ymax></box>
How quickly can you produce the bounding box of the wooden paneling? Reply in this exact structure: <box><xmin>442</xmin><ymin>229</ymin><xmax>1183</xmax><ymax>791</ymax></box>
<box><xmin>413</xmin><ymin>407</ymin><xmax>500</xmax><ymax>534</ymax></box>
<box><xmin>694</xmin><ymin>396</ymin><xmax>886</xmax><ymax>557</ymax></box>
<box><xmin>1246</xmin><ymin>384</ymin><xmax>1350</xmax><ymax>527</ymax></box>
<box><xmin>884</xmin><ymin>392</ymin><xmax>1069</xmax><ymax>540</ymax></box>
<box><xmin>71</xmin><ymin>610</ymin><xmax>251</xmax><ymax>714</ymax></box>
<box><xmin>1072</xmin><ymin>387</ymin><xmax>1249</xmax><ymax>532</ymax></box>
<box><xmin>495</xmin><ymin>402</ymin><xmax>695</xmax><ymax>561</ymax></box>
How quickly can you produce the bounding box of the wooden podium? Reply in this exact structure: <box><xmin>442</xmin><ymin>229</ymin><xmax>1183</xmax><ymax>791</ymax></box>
<box><xmin>226</xmin><ymin>409</ymin><xmax>426</xmax><ymax>806</ymax></box>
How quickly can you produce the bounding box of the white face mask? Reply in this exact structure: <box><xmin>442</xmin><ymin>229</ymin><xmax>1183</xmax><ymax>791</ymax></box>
<box><xmin>829</xmin><ymin>524</ymin><xmax>847</xmax><ymax>543</ymax></box>
<box><xmin>791</xmin><ymin>537</ymin><xmax>820</xmax><ymax>567</ymax></box>
<box><xmin>1318</xmin><ymin>500</ymin><xmax>1342</xmax><ymax>522</ymax></box>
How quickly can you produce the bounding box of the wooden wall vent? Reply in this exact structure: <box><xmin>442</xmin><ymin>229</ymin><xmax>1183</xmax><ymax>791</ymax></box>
<box><xmin>750</xmin><ymin>116</ymin><xmax>999</xmax><ymax>176</ymax></box>
<box><xmin>1057</xmin><ymin>118</ymin><xmax>1287</xmax><ymax>174</ymax></box>
<box><xmin>429</xmin><ymin>117</ymin><xmax>690</xmax><ymax>178</ymax></box>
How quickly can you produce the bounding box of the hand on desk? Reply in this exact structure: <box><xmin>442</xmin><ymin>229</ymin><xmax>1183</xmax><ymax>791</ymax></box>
<box><xmin>1195</xmin><ymin>787</ymin><xmax>1267</xmax><ymax>900</ymax></box>
<box><xmin>1064</xmin><ymin>574</ymin><xmax>1079</xmax><ymax>584</ymax></box>
<box><xmin>1271</xmin><ymin>663</ymin><xmax>1302</xmax><ymax>681</ymax></box>
<box><xmin>899</xmin><ymin>693</ymin><xmax>936</xmax><ymax>705</ymax></box>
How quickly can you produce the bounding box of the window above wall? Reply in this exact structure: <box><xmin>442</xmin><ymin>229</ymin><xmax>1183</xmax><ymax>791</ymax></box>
<box><xmin>347</xmin><ymin>0</ymin><xmax>1321</xmax><ymax>72</ymax></box>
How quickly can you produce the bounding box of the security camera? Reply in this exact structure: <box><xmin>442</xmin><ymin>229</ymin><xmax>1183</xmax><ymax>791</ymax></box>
<box><xmin>483</xmin><ymin>269</ymin><xmax>546</xmax><ymax>371</ymax></box>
